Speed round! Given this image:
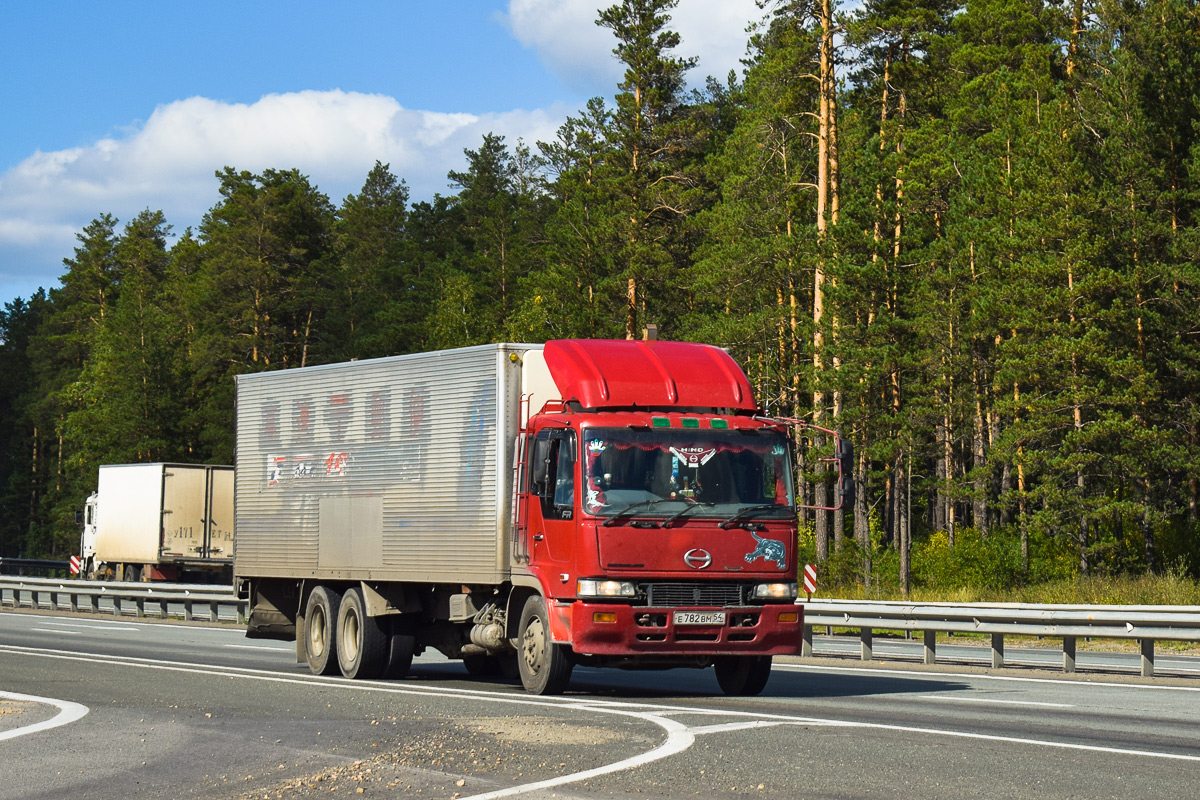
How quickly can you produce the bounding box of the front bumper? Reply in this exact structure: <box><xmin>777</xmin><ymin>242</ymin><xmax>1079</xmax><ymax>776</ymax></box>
<box><xmin>568</xmin><ymin>601</ymin><xmax>804</xmax><ymax>657</ymax></box>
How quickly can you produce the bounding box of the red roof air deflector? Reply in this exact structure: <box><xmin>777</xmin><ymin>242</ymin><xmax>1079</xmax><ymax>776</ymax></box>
<box><xmin>542</xmin><ymin>339</ymin><xmax>757</xmax><ymax>411</ymax></box>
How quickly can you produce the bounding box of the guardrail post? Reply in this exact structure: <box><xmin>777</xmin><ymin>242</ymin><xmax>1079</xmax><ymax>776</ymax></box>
<box><xmin>183</xmin><ymin>599</ymin><xmax>194</xmax><ymax>621</ymax></box>
<box><xmin>87</xmin><ymin>592</ymin><xmax>99</xmax><ymax>613</ymax></box>
<box><xmin>158</xmin><ymin>599</ymin><xmax>169</xmax><ymax>618</ymax></box>
<box><xmin>802</xmin><ymin>625</ymin><xmax>814</xmax><ymax>658</ymax></box>
<box><xmin>1140</xmin><ymin>639</ymin><xmax>1155</xmax><ymax>678</ymax></box>
<box><xmin>1063</xmin><ymin>636</ymin><xmax>1076</xmax><ymax>673</ymax></box>
<box><xmin>923</xmin><ymin>630</ymin><xmax>937</xmax><ymax>664</ymax></box>
<box><xmin>209</xmin><ymin>601</ymin><xmax>219</xmax><ymax>623</ymax></box>
<box><xmin>69</xmin><ymin>590</ymin><xmax>79</xmax><ymax>613</ymax></box>
<box><xmin>860</xmin><ymin>628</ymin><xmax>873</xmax><ymax>661</ymax></box>
<box><xmin>135</xmin><ymin>596</ymin><xmax>145</xmax><ymax>618</ymax></box>
<box><xmin>991</xmin><ymin>633</ymin><xmax>1005</xmax><ymax>669</ymax></box>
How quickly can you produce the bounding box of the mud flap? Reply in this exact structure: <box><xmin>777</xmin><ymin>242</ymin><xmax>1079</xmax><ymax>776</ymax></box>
<box><xmin>549</xmin><ymin>600</ymin><xmax>573</xmax><ymax>644</ymax></box>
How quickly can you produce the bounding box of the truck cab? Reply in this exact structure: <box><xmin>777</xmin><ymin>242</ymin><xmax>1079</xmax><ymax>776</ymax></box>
<box><xmin>508</xmin><ymin>340</ymin><xmax>807</xmax><ymax>694</ymax></box>
<box><xmin>79</xmin><ymin>492</ymin><xmax>100</xmax><ymax>580</ymax></box>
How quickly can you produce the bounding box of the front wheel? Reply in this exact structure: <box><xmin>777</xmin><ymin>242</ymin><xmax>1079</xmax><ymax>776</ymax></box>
<box><xmin>517</xmin><ymin>595</ymin><xmax>573</xmax><ymax>695</ymax></box>
<box><xmin>714</xmin><ymin>655</ymin><xmax>773</xmax><ymax>696</ymax></box>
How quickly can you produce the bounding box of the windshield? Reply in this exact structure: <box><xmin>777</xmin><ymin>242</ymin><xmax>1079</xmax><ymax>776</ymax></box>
<box><xmin>582</xmin><ymin>427</ymin><xmax>794</xmax><ymax>520</ymax></box>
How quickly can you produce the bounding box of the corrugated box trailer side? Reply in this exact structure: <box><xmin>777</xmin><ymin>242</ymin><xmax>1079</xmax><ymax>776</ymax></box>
<box><xmin>234</xmin><ymin>343</ymin><xmax>538</xmax><ymax>585</ymax></box>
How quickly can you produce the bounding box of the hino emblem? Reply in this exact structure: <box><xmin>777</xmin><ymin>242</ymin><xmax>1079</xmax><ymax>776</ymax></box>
<box><xmin>684</xmin><ymin>548</ymin><xmax>712</xmax><ymax>569</ymax></box>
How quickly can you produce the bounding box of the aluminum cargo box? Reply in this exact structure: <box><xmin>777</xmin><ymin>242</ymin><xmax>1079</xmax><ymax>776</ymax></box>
<box><xmin>234</xmin><ymin>343</ymin><xmax>541</xmax><ymax>584</ymax></box>
<box><xmin>95</xmin><ymin>463</ymin><xmax>233</xmax><ymax>565</ymax></box>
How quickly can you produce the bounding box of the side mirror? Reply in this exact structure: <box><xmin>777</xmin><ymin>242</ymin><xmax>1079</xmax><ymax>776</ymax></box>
<box><xmin>835</xmin><ymin>436</ymin><xmax>854</xmax><ymax>474</ymax></box>
<box><xmin>75</xmin><ymin>511</ymin><xmax>84</xmax><ymax>526</ymax></box>
<box><xmin>835</xmin><ymin>437</ymin><xmax>855</xmax><ymax>511</ymax></box>
<box><xmin>837</xmin><ymin>472</ymin><xmax>856</xmax><ymax>511</ymax></box>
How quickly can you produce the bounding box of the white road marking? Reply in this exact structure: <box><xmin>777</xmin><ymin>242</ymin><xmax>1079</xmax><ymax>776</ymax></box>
<box><xmin>1</xmin><ymin>612</ymin><xmax>140</xmax><ymax>632</ymax></box>
<box><xmin>36</xmin><ymin>621</ymin><xmax>140</xmax><ymax>632</ymax></box>
<box><xmin>2</xmin><ymin>641</ymin><xmax>1199</xmax><ymax>789</ymax></box>
<box><xmin>30</xmin><ymin>628</ymin><xmax>82</xmax><ymax>635</ymax></box>
<box><xmin>224</xmin><ymin>644</ymin><xmax>291</xmax><ymax>651</ymax></box>
<box><xmin>776</xmin><ymin>661</ymin><xmax>1200</xmax><ymax>693</ymax></box>
<box><xmin>920</xmin><ymin>695</ymin><xmax>1074</xmax><ymax>708</ymax></box>
<box><xmin>0</xmin><ymin>691</ymin><xmax>89</xmax><ymax>742</ymax></box>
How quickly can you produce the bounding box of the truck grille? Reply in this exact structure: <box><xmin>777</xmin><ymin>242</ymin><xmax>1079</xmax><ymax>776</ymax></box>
<box><xmin>641</xmin><ymin>582</ymin><xmax>747</xmax><ymax>608</ymax></box>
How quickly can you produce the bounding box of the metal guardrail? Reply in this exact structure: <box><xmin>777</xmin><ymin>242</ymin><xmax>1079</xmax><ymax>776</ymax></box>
<box><xmin>5</xmin><ymin>577</ymin><xmax>1198</xmax><ymax>678</ymax></box>
<box><xmin>0</xmin><ymin>575</ymin><xmax>245</xmax><ymax>622</ymax></box>
<box><xmin>802</xmin><ymin>598</ymin><xmax>1200</xmax><ymax>678</ymax></box>
<box><xmin>0</xmin><ymin>557</ymin><xmax>72</xmax><ymax>578</ymax></box>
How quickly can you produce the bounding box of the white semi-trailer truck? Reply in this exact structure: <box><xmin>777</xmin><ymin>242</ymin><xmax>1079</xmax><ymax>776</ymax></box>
<box><xmin>79</xmin><ymin>463</ymin><xmax>234</xmax><ymax>582</ymax></box>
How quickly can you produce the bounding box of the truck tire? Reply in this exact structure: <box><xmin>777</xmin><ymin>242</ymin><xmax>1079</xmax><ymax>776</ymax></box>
<box><xmin>517</xmin><ymin>595</ymin><xmax>573</xmax><ymax>695</ymax></box>
<box><xmin>463</xmin><ymin>653</ymin><xmax>499</xmax><ymax>677</ymax></box>
<box><xmin>383</xmin><ymin>625</ymin><xmax>415</xmax><ymax>679</ymax></box>
<box><xmin>713</xmin><ymin>655</ymin><xmax>773</xmax><ymax>696</ymax></box>
<box><xmin>122</xmin><ymin>564</ymin><xmax>141</xmax><ymax>583</ymax></box>
<box><xmin>337</xmin><ymin>587</ymin><xmax>389</xmax><ymax>680</ymax></box>
<box><xmin>304</xmin><ymin>586</ymin><xmax>342</xmax><ymax>676</ymax></box>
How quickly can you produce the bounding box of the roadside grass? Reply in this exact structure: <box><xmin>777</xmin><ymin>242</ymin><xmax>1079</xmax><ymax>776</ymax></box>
<box><xmin>817</xmin><ymin>571</ymin><xmax>1200</xmax><ymax>606</ymax></box>
<box><xmin>806</xmin><ymin>572</ymin><xmax>1200</xmax><ymax>657</ymax></box>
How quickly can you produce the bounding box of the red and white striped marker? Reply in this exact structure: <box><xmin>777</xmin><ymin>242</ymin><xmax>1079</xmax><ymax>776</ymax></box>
<box><xmin>802</xmin><ymin>563</ymin><xmax>817</xmax><ymax>597</ymax></box>
<box><xmin>69</xmin><ymin>555</ymin><xmax>81</xmax><ymax>575</ymax></box>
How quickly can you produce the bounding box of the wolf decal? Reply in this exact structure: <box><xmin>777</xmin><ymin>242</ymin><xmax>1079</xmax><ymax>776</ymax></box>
<box><xmin>745</xmin><ymin>532</ymin><xmax>786</xmax><ymax>569</ymax></box>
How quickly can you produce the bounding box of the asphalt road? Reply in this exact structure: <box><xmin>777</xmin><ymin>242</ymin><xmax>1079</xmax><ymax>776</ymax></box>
<box><xmin>3</xmin><ymin>609</ymin><xmax>1200</xmax><ymax>800</ymax></box>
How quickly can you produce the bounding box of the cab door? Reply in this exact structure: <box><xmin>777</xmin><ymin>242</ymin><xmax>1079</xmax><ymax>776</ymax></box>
<box><xmin>527</xmin><ymin>428</ymin><xmax>577</xmax><ymax>566</ymax></box>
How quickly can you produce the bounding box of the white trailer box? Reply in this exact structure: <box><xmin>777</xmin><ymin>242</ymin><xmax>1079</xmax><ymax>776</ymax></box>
<box><xmin>91</xmin><ymin>463</ymin><xmax>233</xmax><ymax>573</ymax></box>
<box><xmin>234</xmin><ymin>343</ymin><xmax>546</xmax><ymax>585</ymax></box>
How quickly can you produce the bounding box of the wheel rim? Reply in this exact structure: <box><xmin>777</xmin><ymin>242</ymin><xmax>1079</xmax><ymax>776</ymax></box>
<box><xmin>309</xmin><ymin>607</ymin><xmax>327</xmax><ymax>658</ymax></box>
<box><xmin>343</xmin><ymin>609</ymin><xmax>360</xmax><ymax>663</ymax></box>
<box><xmin>522</xmin><ymin>615</ymin><xmax>546</xmax><ymax>676</ymax></box>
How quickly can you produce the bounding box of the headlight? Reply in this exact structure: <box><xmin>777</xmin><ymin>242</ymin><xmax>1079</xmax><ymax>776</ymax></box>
<box><xmin>577</xmin><ymin>579</ymin><xmax>637</xmax><ymax>598</ymax></box>
<box><xmin>752</xmin><ymin>582</ymin><xmax>798</xmax><ymax>601</ymax></box>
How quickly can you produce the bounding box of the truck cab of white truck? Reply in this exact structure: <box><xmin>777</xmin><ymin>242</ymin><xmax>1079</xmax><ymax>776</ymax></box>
<box><xmin>79</xmin><ymin>492</ymin><xmax>100</xmax><ymax>581</ymax></box>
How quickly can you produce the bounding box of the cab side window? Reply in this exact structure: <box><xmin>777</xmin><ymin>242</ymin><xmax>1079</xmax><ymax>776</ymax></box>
<box><xmin>529</xmin><ymin>430</ymin><xmax>576</xmax><ymax>520</ymax></box>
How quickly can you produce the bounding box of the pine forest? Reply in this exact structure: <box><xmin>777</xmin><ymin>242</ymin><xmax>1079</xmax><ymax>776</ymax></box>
<box><xmin>2</xmin><ymin>0</ymin><xmax>1198</xmax><ymax>596</ymax></box>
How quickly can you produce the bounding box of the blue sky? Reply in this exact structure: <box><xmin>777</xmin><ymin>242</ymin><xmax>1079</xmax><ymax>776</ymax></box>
<box><xmin>0</xmin><ymin>0</ymin><xmax>765</xmax><ymax>309</ymax></box>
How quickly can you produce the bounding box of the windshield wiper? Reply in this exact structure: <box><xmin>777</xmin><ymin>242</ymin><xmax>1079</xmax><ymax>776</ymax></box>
<box><xmin>657</xmin><ymin>502</ymin><xmax>716</xmax><ymax>528</ymax></box>
<box><xmin>602</xmin><ymin>498</ymin><xmax>672</xmax><ymax>526</ymax></box>
<box><xmin>718</xmin><ymin>504</ymin><xmax>792</xmax><ymax>529</ymax></box>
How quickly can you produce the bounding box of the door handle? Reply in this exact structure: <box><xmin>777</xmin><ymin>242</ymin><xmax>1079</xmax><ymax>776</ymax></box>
<box><xmin>533</xmin><ymin>534</ymin><xmax>544</xmax><ymax>542</ymax></box>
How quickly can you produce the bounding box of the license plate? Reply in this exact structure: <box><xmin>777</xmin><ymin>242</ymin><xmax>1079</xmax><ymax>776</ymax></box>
<box><xmin>673</xmin><ymin>610</ymin><xmax>725</xmax><ymax>626</ymax></box>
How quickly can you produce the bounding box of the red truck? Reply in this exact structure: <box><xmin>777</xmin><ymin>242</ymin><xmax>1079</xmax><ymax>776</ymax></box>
<box><xmin>234</xmin><ymin>339</ymin><xmax>850</xmax><ymax>695</ymax></box>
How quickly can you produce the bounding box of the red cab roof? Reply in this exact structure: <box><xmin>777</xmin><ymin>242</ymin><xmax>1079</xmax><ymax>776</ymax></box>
<box><xmin>543</xmin><ymin>339</ymin><xmax>757</xmax><ymax>411</ymax></box>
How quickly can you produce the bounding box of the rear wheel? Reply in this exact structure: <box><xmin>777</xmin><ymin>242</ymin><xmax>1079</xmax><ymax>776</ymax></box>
<box><xmin>304</xmin><ymin>586</ymin><xmax>342</xmax><ymax>675</ymax></box>
<box><xmin>122</xmin><ymin>564</ymin><xmax>141</xmax><ymax>583</ymax></box>
<box><xmin>337</xmin><ymin>587</ymin><xmax>389</xmax><ymax>679</ymax></box>
<box><xmin>517</xmin><ymin>595</ymin><xmax>573</xmax><ymax>695</ymax></box>
<box><xmin>383</xmin><ymin>624</ymin><xmax>416</xmax><ymax>679</ymax></box>
<box><xmin>714</xmin><ymin>655</ymin><xmax>773</xmax><ymax>696</ymax></box>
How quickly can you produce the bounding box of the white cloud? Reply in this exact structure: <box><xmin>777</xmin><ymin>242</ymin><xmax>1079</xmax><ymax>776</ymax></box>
<box><xmin>0</xmin><ymin>90</ymin><xmax>567</xmax><ymax>301</ymax></box>
<box><xmin>501</xmin><ymin>0</ymin><xmax>763</xmax><ymax>91</ymax></box>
